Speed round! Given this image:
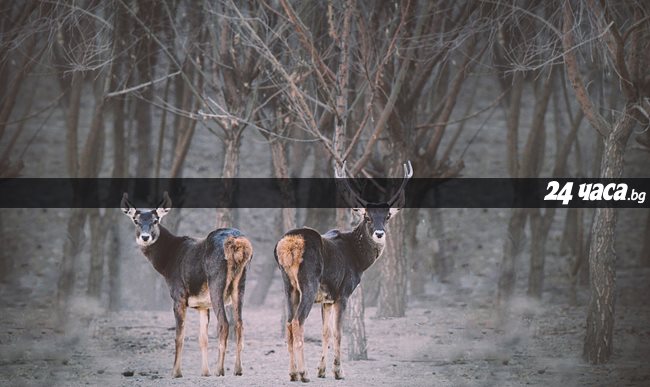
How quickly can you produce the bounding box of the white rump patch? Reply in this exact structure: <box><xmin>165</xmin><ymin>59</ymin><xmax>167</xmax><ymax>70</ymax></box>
<box><xmin>188</xmin><ymin>288</ymin><xmax>212</xmax><ymax>309</ymax></box>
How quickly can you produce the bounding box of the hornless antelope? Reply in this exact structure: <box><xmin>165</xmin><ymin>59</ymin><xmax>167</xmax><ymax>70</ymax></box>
<box><xmin>121</xmin><ymin>192</ymin><xmax>253</xmax><ymax>378</ymax></box>
<box><xmin>274</xmin><ymin>161</ymin><xmax>413</xmax><ymax>382</ymax></box>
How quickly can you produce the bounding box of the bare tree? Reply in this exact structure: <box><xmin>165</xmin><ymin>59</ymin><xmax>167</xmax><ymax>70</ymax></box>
<box><xmin>0</xmin><ymin>3</ymin><xmax>47</xmax><ymax>178</ymax></box>
<box><xmin>52</xmin><ymin>0</ymin><xmax>114</xmax><ymax>322</ymax></box>
<box><xmin>562</xmin><ymin>1</ymin><xmax>650</xmax><ymax>364</ymax></box>
<box><xmin>486</xmin><ymin>1</ymin><xmax>564</xmax><ymax>305</ymax></box>
<box><xmin>526</xmin><ymin>73</ymin><xmax>585</xmax><ymax>299</ymax></box>
<box><xmin>106</xmin><ymin>0</ymin><xmax>131</xmax><ymax>310</ymax></box>
<box><xmin>249</xmin><ymin>104</ymin><xmax>298</xmax><ymax>306</ymax></box>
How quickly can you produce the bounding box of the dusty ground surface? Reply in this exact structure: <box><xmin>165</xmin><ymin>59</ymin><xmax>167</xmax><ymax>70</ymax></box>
<box><xmin>2</xmin><ymin>267</ymin><xmax>650</xmax><ymax>387</ymax></box>
<box><xmin>1</xmin><ymin>72</ymin><xmax>650</xmax><ymax>386</ymax></box>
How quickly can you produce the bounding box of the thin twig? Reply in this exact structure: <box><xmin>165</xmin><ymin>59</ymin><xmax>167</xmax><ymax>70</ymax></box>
<box><xmin>106</xmin><ymin>70</ymin><xmax>181</xmax><ymax>98</ymax></box>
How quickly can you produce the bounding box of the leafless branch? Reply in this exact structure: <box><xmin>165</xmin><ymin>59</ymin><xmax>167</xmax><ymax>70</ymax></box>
<box><xmin>562</xmin><ymin>1</ymin><xmax>611</xmax><ymax>137</ymax></box>
<box><xmin>106</xmin><ymin>70</ymin><xmax>181</xmax><ymax>97</ymax></box>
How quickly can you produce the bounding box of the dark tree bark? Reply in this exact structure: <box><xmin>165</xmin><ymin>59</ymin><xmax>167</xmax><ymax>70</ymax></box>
<box><xmin>65</xmin><ymin>71</ymin><xmax>83</xmax><ymax>178</ymax></box>
<box><xmin>133</xmin><ymin>0</ymin><xmax>161</xmax><ymax>178</ymax></box>
<box><xmin>430</xmin><ymin>208</ymin><xmax>451</xmax><ymax>282</ymax></box>
<box><xmin>640</xmin><ymin>210</ymin><xmax>650</xmax><ymax>267</ymax></box>
<box><xmin>583</xmin><ymin>112</ymin><xmax>633</xmax><ymax>363</ymax></box>
<box><xmin>497</xmin><ymin>207</ymin><xmax>526</xmax><ymax>306</ymax></box>
<box><xmin>0</xmin><ymin>214</ymin><xmax>4</xmax><ymax>280</ymax></box>
<box><xmin>57</xmin><ymin>208</ymin><xmax>87</xmax><ymax>323</ymax></box>
<box><xmin>87</xmin><ymin>208</ymin><xmax>107</xmax><ymax>299</ymax></box>
<box><xmin>560</xmin><ymin>207</ymin><xmax>578</xmax><ymax>256</ymax></box>
<box><xmin>215</xmin><ymin>136</ymin><xmax>242</xmax><ymax>228</ymax></box>
<box><xmin>346</xmin><ymin>283</ymin><xmax>367</xmax><ymax>360</ymax></box>
<box><xmin>568</xmin><ymin>207</ymin><xmax>585</xmax><ymax>306</ymax></box>
<box><xmin>527</xmin><ymin>208</ymin><xmax>553</xmax><ymax>298</ymax></box>
<box><xmin>107</xmin><ymin>222</ymin><xmax>122</xmax><ymax>311</ymax></box>
<box><xmin>106</xmin><ymin>2</ymin><xmax>129</xmax><ymax>310</ymax></box>
<box><xmin>303</xmin><ymin>147</ymin><xmax>335</xmax><ymax>232</ymax></box>
<box><xmin>522</xmin><ymin>71</ymin><xmax>554</xmax><ymax>298</ymax></box>
<box><xmin>562</xmin><ymin>1</ymin><xmax>646</xmax><ymax>362</ymax></box>
<box><xmin>377</xmin><ymin>215</ymin><xmax>407</xmax><ymax>317</ymax></box>
<box><xmin>407</xmin><ymin>208</ymin><xmax>427</xmax><ymax>296</ymax></box>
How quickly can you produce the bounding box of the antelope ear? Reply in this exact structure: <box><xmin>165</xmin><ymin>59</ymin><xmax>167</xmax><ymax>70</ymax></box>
<box><xmin>155</xmin><ymin>191</ymin><xmax>172</xmax><ymax>219</ymax></box>
<box><xmin>121</xmin><ymin>193</ymin><xmax>137</xmax><ymax>218</ymax></box>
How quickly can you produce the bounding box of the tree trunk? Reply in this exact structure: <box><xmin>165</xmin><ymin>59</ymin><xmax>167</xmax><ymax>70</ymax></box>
<box><xmin>133</xmin><ymin>3</ymin><xmax>158</xmax><ymax>178</ymax></box>
<box><xmin>343</xmin><ymin>208</ymin><xmax>369</xmax><ymax>359</ymax></box>
<box><xmin>337</xmin><ymin>207</ymin><xmax>369</xmax><ymax>360</ymax></box>
<box><xmin>430</xmin><ymin>208</ymin><xmax>450</xmax><ymax>282</ymax></box>
<box><xmin>215</xmin><ymin>136</ymin><xmax>241</xmax><ymax>228</ymax></box>
<box><xmin>497</xmin><ymin>208</ymin><xmax>527</xmax><ymax>306</ymax></box>
<box><xmin>583</xmin><ymin>114</ymin><xmax>633</xmax><ymax>364</ymax></box>
<box><xmin>377</xmin><ymin>215</ymin><xmax>407</xmax><ymax>317</ymax></box>
<box><xmin>527</xmin><ymin>208</ymin><xmax>554</xmax><ymax>298</ymax></box>
<box><xmin>569</xmin><ymin>207</ymin><xmax>585</xmax><ymax>306</ymax></box>
<box><xmin>134</xmin><ymin>95</ymin><xmax>152</xmax><ymax>177</ymax></box>
<box><xmin>406</xmin><ymin>208</ymin><xmax>426</xmax><ymax>296</ymax></box>
<box><xmin>87</xmin><ymin>209</ymin><xmax>107</xmax><ymax>299</ymax></box>
<box><xmin>105</xmin><ymin>1</ymin><xmax>129</xmax><ymax>310</ymax></box>
<box><xmin>108</xmin><ymin>222</ymin><xmax>122</xmax><ymax>311</ymax></box>
<box><xmin>0</xmin><ymin>214</ymin><xmax>7</xmax><ymax>282</ymax></box>
<box><xmin>346</xmin><ymin>284</ymin><xmax>367</xmax><ymax>360</ymax></box>
<box><xmin>363</xmin><ymin>258</ymin><xmax>381</xmax><ymax>307</ymax></box>
<box><xmin>250</xmin><ymin>140</ymin><xmax>295</xmax><ymax>305</ymax></box>
<box><xmin>57</xmin><ymin>208</ymin><xmax>87</xmax><ymax>323</ymax></box>
<box><xmin>583</xmin><ymin>209</ymin><xmax>617</xmax><ymax>363</ymax></box>
<box><xmin>528</xmin><ymin>211</ymin><xmax>544</xmax><ymax>298</ymax></box>
<box><xmin>57</xmin><ymin>62</ymin><xmax>96</xmax><ymax>322</ymax></box>
<box><xmin>65</xmin><ymin>71</ymin><xmax>83</xmax><ymax>178</ymax></box>
<box><xmin>560</xmin><ymin>207</ymin><xmax>578</xmax><ymax>256</ymax></box>
<box><xmin>303</xmin><ymin>148</ymin><xmax>334</xmax><ymax>232</ymax></box>
<box><xmin>639</xmin><ymin>210</ymin><xmax>650</xmax><ymax>267</ymax></box>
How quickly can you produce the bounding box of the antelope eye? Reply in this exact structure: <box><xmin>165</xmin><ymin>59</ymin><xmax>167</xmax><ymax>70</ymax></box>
<box><xmin>153</xmin><ymin>219</ymin><xmax>158</xmax><ymax>224</ymax></box>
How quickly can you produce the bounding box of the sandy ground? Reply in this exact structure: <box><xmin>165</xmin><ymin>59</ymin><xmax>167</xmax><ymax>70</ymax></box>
<box><xmin>2</xmin><ymin>267</ymin><xmax>650</xmax><ymax>387</ymax></box>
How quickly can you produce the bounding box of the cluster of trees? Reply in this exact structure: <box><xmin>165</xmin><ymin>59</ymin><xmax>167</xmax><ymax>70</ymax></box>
<box><xmin>1</xmin><ymin>0</ymin><xmax>649</xmax><ymax>365</ymax></box>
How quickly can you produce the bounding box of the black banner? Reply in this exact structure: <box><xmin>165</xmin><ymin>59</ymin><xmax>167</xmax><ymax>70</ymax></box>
<box><xmin>0</xmin><ymin>178</ymin><xmax>648</xmax><ymax>208</ymax></box>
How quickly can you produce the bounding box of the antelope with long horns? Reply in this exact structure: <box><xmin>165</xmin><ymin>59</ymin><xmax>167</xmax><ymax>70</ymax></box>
<box><xmin>274</xmin><ymin>161</ymin><xmax>412</xmax><ymax>382</ymax></box>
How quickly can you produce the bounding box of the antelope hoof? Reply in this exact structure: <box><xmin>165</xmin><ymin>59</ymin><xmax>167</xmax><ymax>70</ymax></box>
<box><xmin>334</xmin><ymin>369</ymin><xmax>344</xmax><ymax>380</ymax></box>
<box><xmin>234</xmin><ymin>367</ymin><xmax>243</xmax><ymax>376</ymax></box>
<box><xmin>290</xmin><ymin>372</ymin><xmax>299</xmax><ymax>381</ymax></box>
<box><xmin>171</xmin><ymin>369</ymin><xmax>183</xmax><ymax>378</ymax></box>
<box><xmin>317</xmin><ymin>367</ymin><xmax>326</xmax><ymax>378</ymax></box>
<box><xmin>201</xmin><ymin>369</ymin><xmax>211</xmax><ymax>377</ymax></box>
<box><xmin>216</xmin><ymin>368</ymin><xmax>225</xmax><ymax>377</ymax></box>
<box><xmin>300</xmin><ymin>372</ymin><xmax>310</xmax><ymax>383</ymax></box>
